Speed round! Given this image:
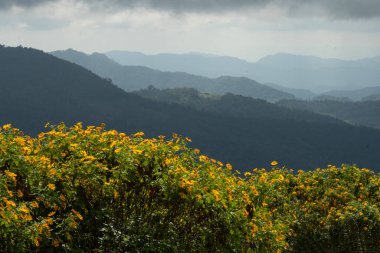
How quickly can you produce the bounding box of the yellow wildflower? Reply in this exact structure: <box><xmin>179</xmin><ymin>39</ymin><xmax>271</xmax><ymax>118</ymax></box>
<box><xmin>31</xmin><ymin>201</ymin><xmax>39</xmax><ymax>208</ymax></box>
<box><xmin>49</xmin><ymin>169</ymin><xmax>57</xmax><ymax>176</ymax></box>
<box><xmin>52</xmin><ymin>239</ymin><xmax>60</xmax><ymax>247</ymax></box>
<box><xmin>59</xmin><ymin>194</ymin><xmax>66</xmax><ymax>202</ymax></box>
<box><xmin>242</xmin><ymin>191</ymin><xmax>251</xmax><ymax>204</ymax></box>
<box><xmin>72</xmin><ymin>209</ymin><xmax>83</xmax><ymax>220</ymax></box>
<box><xmin>45</xmin><ymin>217</ymin><xmax>53</xmax><ymax>225</ymax></box>
<box><xmin>259</xmin><ymin>174</ymin><xmax>267</xmax><ymax>183</ymax></box>
<box><xmin>251</xmin><ymin>224</ymin><xmax>258</xmax><ymax>236</ymax></box>
<box><xmin>4</xmin><ymin>170</ymin><xmax>17</xmax><ymax>182</ymax></box>
<box><xmin>3</xmin><ymin>198</ymin><xmax>16</xmax><ymax>207</ymax></box>
<box><xmin>132</xmin><ymin>149</ymin><xmax>143</xmax><ymax>155</ymax></box>
<box><xmin>134</xmin><ymin>132</ymin><xmax>145</xmax><ymax>137</ymax></box>
<box><xmin>199</xmin><ymin>155</ymin><xmax>208</xmax><ymax>162</ymax></box>
<box><xmin>22</xmin><ymin>214</ymin><xmax>33</xmax><ymax>221</ymax></box>
<box><xmin>19</xmin><ymin>205</ymin><xmax>30</xmax><ymax>214</ymax></box>
<box><xmin>212</xmin><ymin>189</ymin><xmax>221</xmax><ymax>202</ymax></box>
<box><xmin>3</xmin><ymin>124</ymin><xmax>11</xmax><ymax>130</ymax></box>
<box><xmin>34</xmin><ymin>238</ymin><xmax>40</xmax><ymax>247</ymax></box>
<box><xmin>17</xmin><ymin>190</ymin><xmax>24</xmax><ymax>198</ymax></box>
<box><xmin>21</xmin><ymin>147</ymin><xmax>31</xmax><ymax>154</ymax></box>
<box><xmin>14</xmin><ymin>137</ymin><xmax>26</xmax><ymax>145</ymax></box>
<box><xmin>249</xmin><ymin>185</ymin><xmax>259</xmax><ymax>196</ymax></box>
<box><xmin>47</xmin><ymin>183</ymin><xmax>56</xmax><ymax>190</ymax></box>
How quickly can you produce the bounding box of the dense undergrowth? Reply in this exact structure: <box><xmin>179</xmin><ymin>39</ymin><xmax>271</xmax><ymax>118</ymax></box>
<box><xmin>0</xmin><ymin>123</ymin><xmax>379</xmax><ymax>252</ymax></box>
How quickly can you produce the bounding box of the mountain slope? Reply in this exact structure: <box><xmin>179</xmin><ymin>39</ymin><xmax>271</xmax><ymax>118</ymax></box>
<box><xmin>323</xmin><ymin>86</ymin><xmax>380</xmax><ymax>101</ymax></box>
<box><xmin>105</xmin><ymin>50</ymin><xmax>253</xmax><ymax>79</ymax></box>
<box><xmin>135</xmin><ymin>87</ymin><xmax>342</xmax><ymax>125</ymax></box>
<box><xmin>2</xmin><ymin>45</ymin><xmax>380</xmax><ymax>171</ymax></box>
<box><xmin>51</xmin><ymin>49</ymin><xmax>295</xmax><ymax>102</ymax></box>
<box><xmin>106</xmin><ymin>51</ymin><xmax>380</xmax><ymax>92</ymax></box>
<box><xmin>266</xmin><ymin>83</ymin><xmax>316</xmax><ymax>100</ymax></box>
<box><xmin>278</xmin><ymin>99</ymin><xmax>380</xmax><ymax>129</ymax></box>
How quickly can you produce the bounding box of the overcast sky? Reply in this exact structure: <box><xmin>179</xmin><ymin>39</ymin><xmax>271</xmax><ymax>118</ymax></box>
<box><xmin>1</xmin><ymin>0</ymin><xmax>380</xmax><ymax>61</ymax></box>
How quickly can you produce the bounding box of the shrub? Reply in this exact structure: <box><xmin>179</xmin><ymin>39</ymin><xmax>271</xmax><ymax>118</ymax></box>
<box><xmin>0</xmin><ymin>123</ymin><xmax>379</xmax><ymax>252</ymax></box>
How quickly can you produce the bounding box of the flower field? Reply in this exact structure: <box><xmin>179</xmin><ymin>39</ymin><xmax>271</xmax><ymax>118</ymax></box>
<box><xmin>0</xmin><ymin>123</ymin><xmax>379</xmax><ymax>252</ymax></box>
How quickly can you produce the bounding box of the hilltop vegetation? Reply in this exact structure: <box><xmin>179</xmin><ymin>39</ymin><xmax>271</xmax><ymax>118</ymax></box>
<box><xmin>0</xmin><ymin>123</ymin><xmax>379</xmax><ymax>252</ymax></box>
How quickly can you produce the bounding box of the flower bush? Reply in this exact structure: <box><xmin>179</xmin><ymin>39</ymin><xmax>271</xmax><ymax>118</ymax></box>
<box><xmin>0</xmin><ymin>123</ymin><xmax>379</xmax><ymax>252</ymax></box>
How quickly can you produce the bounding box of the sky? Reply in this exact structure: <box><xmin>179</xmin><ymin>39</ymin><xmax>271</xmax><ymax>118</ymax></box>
<box><xmin>1</xmin><ymin>0</ymin><xmax>380</xmax><ymax>62</ymax></box>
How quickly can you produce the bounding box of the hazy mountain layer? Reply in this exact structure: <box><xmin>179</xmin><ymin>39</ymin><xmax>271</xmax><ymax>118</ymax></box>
<box><xmin>106</xmin><ymin>51</ymin><xmax>380</xmax><ymax>92</ymax></box>
<box><xmin>52</xmin><ymin>49</ymin><xmax>294</xmax><ymax>102</ymax></box>
<box><xmin>265</xmin><ymin>83</ymin><xmax>317</xmax><ymax>100</ymax></box>
<box><xmin>322</xmin><ymin>86</ymin><xmax>380</xmax><ymax>101</ymax></box>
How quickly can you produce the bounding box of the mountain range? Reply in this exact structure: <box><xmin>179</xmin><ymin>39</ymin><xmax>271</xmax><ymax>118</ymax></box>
<box><xmin>51</xmin><ymin>49</ymin><xmax>295</xmax><ymax>102</ymax></box>
<box><xmin>105</xmin><ymin>51</ymin><xmax>380</xmax><ymax>93</ymax></box>
<box><xmin>2</xmin><ymin>45</ymin><xmax>380</xmax><ymax>171</ymax></box>
<box><xmin>51</xmin><ymin>49</ymin><xmax>380</xmax><ymax>130</ymax></box>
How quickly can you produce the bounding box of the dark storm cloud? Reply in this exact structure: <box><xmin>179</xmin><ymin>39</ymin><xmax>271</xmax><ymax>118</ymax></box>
<box><xmin>0</xmin><ymin>0</ymin><xmax>53</xmax><ymax>8</ymax></box>
<box><xmin>1</xmin><ymin>0</ymin><xmax>380</xmax><ymax>19</ymax></box>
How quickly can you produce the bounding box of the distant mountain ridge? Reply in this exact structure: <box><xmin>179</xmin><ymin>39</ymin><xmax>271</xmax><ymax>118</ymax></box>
<box><xmin>278</xmin><ymin>99</ymin><xmax>380</xmax><ymax>130</ymax></box>
<box><xmin>2</xmin><ymin>45</ymin><xmax>380</xmax><ymax>171</ymax></box>
<box><xmin>265</xmin><ymin>83</ymin><xmax>317</xmax><ymax>100</ymax></box>
<box><xmin>52</xmin><ymin>49</ymin><xmax>295</xmax><ymax>102</ymax></box>
<box><xmin>105</xmin><ymin>51</ymin><xmax>380</xmax><ymax>92</ymax></box>
<box><xmin>322</xmin><ymin>86</ymin><xmax>380</xmax><ymax>101</ymax></box>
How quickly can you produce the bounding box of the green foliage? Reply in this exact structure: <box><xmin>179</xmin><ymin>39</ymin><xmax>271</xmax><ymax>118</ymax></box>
<box><xmin>0</xmin><ymin>123</ymin><xmax>379</xmax><ymax>252</ymax></box>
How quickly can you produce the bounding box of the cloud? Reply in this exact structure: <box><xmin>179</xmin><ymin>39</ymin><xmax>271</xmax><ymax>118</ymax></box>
<box><xmin>1</xmin><ymin>0</ymin><xmax>380</xmax><ymax>19</ymax></box>
<box><xmin>0</xmin><ymin>0</ymin><xmax>53</xmax><ymax>9</ymax></box>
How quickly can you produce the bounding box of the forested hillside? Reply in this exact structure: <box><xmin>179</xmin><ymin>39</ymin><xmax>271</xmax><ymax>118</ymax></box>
<box><xmin>135</xmin><ymin>87</ymin><xmax>343</xmax><ymax>125</ymax></box>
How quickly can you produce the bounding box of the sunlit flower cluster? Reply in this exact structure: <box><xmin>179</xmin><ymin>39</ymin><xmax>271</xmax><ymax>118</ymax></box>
<box><xmin>0</xmin><ymin>123</ymin><xmax>379</xmax><ymax>252</ymax></box>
